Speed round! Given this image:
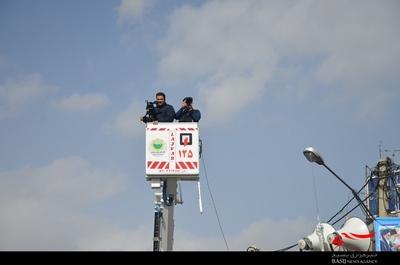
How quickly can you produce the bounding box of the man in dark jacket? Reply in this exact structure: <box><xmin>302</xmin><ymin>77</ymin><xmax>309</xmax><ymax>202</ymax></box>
<box><xmin>140</xmin><ymin>92</ymin><xmax>175</xmax><ymax>124</ymax></box>
<box><xmin>174</xmin><ymin>97</ymin><xmax>201</xmax><ymax>122</ymax></box>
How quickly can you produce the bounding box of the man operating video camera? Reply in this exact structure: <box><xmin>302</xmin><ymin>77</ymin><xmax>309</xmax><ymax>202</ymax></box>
<box><xmin>140</xmin><ymin>92</ymin><xmax>175</xmax><ymax>124</ymax></box>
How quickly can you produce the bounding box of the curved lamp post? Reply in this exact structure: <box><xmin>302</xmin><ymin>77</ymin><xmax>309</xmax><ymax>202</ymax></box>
<box><xmin>303</xmin><ymin>147</ymin><xmax>373</xmax><ymax>218</ymax></box>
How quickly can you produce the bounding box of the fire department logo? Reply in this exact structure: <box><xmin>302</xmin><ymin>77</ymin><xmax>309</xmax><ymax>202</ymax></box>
<box><xmin>149</xmin><ymin>138</ymin><xmax>166</xmax><ymax>156</ymax></box>
<box><xmin>180</xmin><ymin>133</ymin><xmax>192</xmax><ymax>146</ymax></box>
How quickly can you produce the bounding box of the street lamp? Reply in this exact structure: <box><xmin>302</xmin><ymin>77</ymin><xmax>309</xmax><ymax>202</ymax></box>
<box><xmin>303</xmin><ymin>147</ymin><xmax>373</xmax><ymax>218</ymax></box>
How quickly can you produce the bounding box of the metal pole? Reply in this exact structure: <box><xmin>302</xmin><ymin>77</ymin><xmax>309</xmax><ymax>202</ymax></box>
<box><xmin>161</xmin><ymin>178</ymin><xmax>177</xmax><ymax>251</ymax></box>
<box><xmin>322</xmin><ymin>164</ymin><xmax>374</xmax><ymax>218</ymax></box>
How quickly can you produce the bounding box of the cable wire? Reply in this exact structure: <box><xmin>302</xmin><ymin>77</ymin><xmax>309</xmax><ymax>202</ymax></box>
<box><xmin>309</xmin><ymin>163</ymin><xmax>321</xmax><ymax>221</ymax></box>
<box><xmin>201</xmin><ymin>150</ymin><xmax>230</xmax><ymax>251</ymax></box>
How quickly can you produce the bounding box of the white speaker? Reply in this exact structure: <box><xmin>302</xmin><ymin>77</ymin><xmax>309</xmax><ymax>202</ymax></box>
<box><xmin>298</xmin><ymin>222</ymin><xmax>337</xmax><ymax>251</ymax></box>
<box><xmin>326</xmin><ymin>217</ymin><xmax>371</xmax><ymax>251</ymax></box>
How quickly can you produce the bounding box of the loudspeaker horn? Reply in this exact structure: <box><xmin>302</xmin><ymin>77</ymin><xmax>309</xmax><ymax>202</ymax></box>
<box><xmin>326</xmin><ymin>217</ymin><xmax>372</xmax><ymax>251</ymax></box>
<box><xmin>298</xmin><ymin>222</ymin><xmax>337</xmax><ymax>251</ymax></box>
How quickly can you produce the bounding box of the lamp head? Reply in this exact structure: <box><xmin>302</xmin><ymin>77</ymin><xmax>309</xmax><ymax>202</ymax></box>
<box><xmin>303</xmin><ymin>147</ymin><xmax>325</xmax><ymax>165</ymax></box>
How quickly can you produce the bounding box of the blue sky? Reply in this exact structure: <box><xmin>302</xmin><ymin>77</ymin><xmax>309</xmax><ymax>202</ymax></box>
<box><xmin>0</xmin><ymin>0</ymin><xmax>399</xmax><ymax>251</ymax></box>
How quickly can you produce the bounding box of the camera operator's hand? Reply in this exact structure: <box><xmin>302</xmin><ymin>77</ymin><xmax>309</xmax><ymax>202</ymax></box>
<box><xmin>182</xmin><ymin>101</ymin><xmax>192</xmax><ymax>110</ymax></box>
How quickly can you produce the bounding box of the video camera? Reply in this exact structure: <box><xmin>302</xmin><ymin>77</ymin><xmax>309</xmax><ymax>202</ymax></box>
<box><xmin>144</xmin><ymin>100</ymin><xmax>157</xmax><ymax>122</ymax></box>
<box><xmin>146</xmin><ymin>100</ymin><xmax>156</xmax><ymax>111</ymax></box>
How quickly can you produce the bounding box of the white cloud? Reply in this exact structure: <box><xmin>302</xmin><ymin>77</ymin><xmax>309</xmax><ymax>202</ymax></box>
<box><xmin>116</xmin><ymin>0</ymin><xmax>157</xmax><ymax>23</ymax></box>
<box><xmin>0</xmin><ymin>74</ymin><xmax>54</xmax><ymax>120</ymax></box>
<box><xmin>0</xmin><ymin>156</ymin><xmax>130</xmax><ymax>250</ymax></box>
<box><xmin>156</xmin><ymin>0</ymin><xmax>400</xmax><ymax>125</ymax></box>
<box><xmin>51</xmin><ymin>93</ymin><xmax>111</xmax><ymax>113</ymax></box>
<box><xmin>103</xmin><ymin>98</ymin><xmax>146</xmax><ymax>139</ymax></box>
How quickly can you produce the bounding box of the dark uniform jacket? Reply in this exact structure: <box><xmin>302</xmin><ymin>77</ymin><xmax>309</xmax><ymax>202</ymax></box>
<box><xmin>175</xmin><ymin>108</ymin><xmax>201</xmax><ymax>122</ymax></box>
<box><xmin>143</xmin><ymin>103</ymin><xmax>175</xmax><ymax>123</ymax></box>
